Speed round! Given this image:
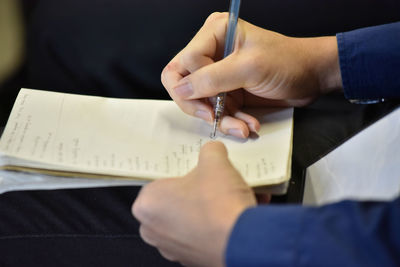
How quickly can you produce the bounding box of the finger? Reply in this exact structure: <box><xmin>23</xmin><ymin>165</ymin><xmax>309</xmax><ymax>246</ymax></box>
<box><xmin>159</xmin><ymin>247</ymin><xmax>194</xmax><ymax>267</ymax></box>
<box><xmin>162</xmin><ymin>13</ymin><xmax>243</xmax><ymax>122</ymax></box>
<box><xmin>178</xmin><ymin>12</ymin><xmax>228</xmax><ymax>73</ymax></box>
<box><xmin>139</xmin><ymin>225</ymin><xmax>158</xmax><ymax>247</ymax></box>
<box><xmin>132</xmin><ymin>180</ymin><xmax>165</xmax><ymax>224</ymax></box>
<box><xmin>219</xmin><ymin>115</ymin><xmax>249</xmax><ymax>139</ymax></box>
<box><xmin>179</xmin><ymin>49</ymin><xmax>215</xmax><ymax>74</ymax></box>
<box><xmin>233</xmin><ymin>111</ymin><xmax>260</xmax><ymax>132</ymax></box>
<box><xmin>211</xmin><ymin>96</ymin><xmax>258</xmax><ymax>138</ymax></box>
<box><xmin>198</xmin><ymin>141</ymin><xmax>240</xmax><ymax>173</ymax></box>
<box><xmin>132</xmin><ymin>178</ymin><xmax>179</xmax><ymax>225</ymax></box>
<box><xmin>171</xmin><ymin>14</ymin><xmax>248</xmax><ymax>100</ymax></box>
<box><xmin>131</xmin><ymin>189</ymin><xmax>146</xmax><ymax>223</ymax></box>
<box><xmin>198</xmin><ymin>141</ymin><xmax>244</xmax><ymax>181</ymax></box>
<box><xmin>172</xmin><ymin>54</ymin><xmax>249</xmax><ymax>100</ymax></box>
<box><xmin>224</xmin><ymin>95</ymin><xmax>260</xmax><ymax>133</ymax></box>
<box><xmin>138</xmin><ymin>225</ymin><xmax>182</xmax><ymax>264</ymax></box>
<box><xmin>219</xmin><ymin>111</ymin><xmax>259</xmax><ymax>137</ymax></box>
<box><xmin>161</xmin><ymin>58</ymin><xmax>188</xmax><ymax>98</ymax></box>
<box><xmin>218</xmin><ymin>111</ymin><xmax>261</xmax><ymax>138</ymax></box>
<box><xmin>162</xmin><ymin>63</ymin><xmax>214</xmax><ymax>122</ymax></box>
<box><xmin>139</xmin><ymin>224</ymin><xmax>185</xmax><ymax>264</ymax></box>
<box><xmin>198</xmin><ymin>141</ymin><xmax>229</xmax><ymax>167</ymax></box>
<box><xmin>162</xmin><ymin>12</ymin><xmax>227</xmax><ymax>96</ymax></box>
<box><xmin>158</xmin><ymin>249</ymin><xmax>178</xmax><ymax>263</ymax></box>
<box><xmin>162</xmin><ymin>12</ymin><xmax>228</xmax><ymax>93</ymax></box>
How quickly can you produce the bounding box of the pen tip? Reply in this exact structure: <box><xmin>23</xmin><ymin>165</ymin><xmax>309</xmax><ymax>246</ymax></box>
<box><xmin>210</xmin><ymin>120</ymin><xmax>218</xmax><ymax>139</ymax></box>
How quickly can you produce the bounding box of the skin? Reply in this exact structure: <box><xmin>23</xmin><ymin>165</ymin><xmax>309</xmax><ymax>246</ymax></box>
<box><xmin>161</xmin><ymin>12</ymin><xmax>342</xmax><ymax>138</ymax></box>
<box><xmin>132</xmin><ymin>141</ymin><xmax>256</xmax><ymax>266</ymax></box>
<box><xmin>132</xmin><ymin>12</ymin><xmax>343</xmax><ymax>266</ymax></box>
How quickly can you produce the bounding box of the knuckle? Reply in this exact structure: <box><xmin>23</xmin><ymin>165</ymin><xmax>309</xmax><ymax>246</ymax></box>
<box><xmin>162</xmin><ymin>61</ymin><xmax>178</xmax><ymax>76</ymax></box>
<box><xmin>139</xmin><ymin>226</ymin><xmax>158</xmax><ymax>246</ymax></box>
<box><xmin>161</xmin><ymin>61</ymin><xmax>178</xmax><ymax>90</ymax></box>
<box><xmin>177</xmin><ymin>100</ymin><xmax>196</xmax><ymax>116</ymax></box>
<box><xmin>161</xmin><ymin>63</ymin><xmax>171</xmax><ymax>76</ymax></box>
<box><xmin>132</xmin><ymin>185</ymin><xmax>155</xmax><ymax>220</ymax></box>
<box><xmin>205</xmin><ymin>12</ymin><xmax>228</xmax><ymax>25</ymax></box>
<box><xmin>159</xmin><ymin>249</ymin><xmax>178</xmax><ymax>262</ymax></box>
<box><xmin>160</xmin><ymin>68</ymin><xmax>168</xmax><ymax>87</ymax></box>
<box><xmin>179</xmin><ymin>51</ymin><xmax>198</xmax><ymax>72</ymax></box>
<box><xmin>139</xmin><ymin>225</ymin><xmax>148</xmax><ymax>238</ymax></box>
<box><xmin>132</xmin><ymin>199</ymin><xmax>145</xmax><ymax>219</ymax></box>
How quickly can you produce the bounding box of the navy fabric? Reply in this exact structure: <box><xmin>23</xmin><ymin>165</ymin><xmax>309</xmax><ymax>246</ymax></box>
<box><xmin>226</xmin><ymin>23</ymin><xmax>400</xmax><ymax>266</ymax></box>
<box><xmin>337</xmin><ymin>22</ymin><xmax>400</xmax><ymax>99</ymax></box>
<box><xmin>226</xmin><ymin>198</ymin><xmax>400</xmax><ymax>267</ymax></box>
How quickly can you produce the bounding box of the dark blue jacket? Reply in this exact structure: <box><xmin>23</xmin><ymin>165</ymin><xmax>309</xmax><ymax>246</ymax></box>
<box><xmin>226</xmin><ymin>22</ymin><xmax>400</xmax><ymax>267</ymax></box>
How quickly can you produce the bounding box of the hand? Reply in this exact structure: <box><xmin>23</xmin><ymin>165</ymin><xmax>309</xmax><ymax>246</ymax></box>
<box><xmin>161</xmin><ymin>12</ymin><xmax>342</xmax><ymax>138</ymax></box>
<box><xmin>132</xmin><ymin>141</ymin><xmax>257</xmax><ymax>266</ymax></box>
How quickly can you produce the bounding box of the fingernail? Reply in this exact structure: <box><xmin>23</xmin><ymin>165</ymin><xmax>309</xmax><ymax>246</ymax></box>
<box><xmin>174</xmin><ymin>82</ymin><xmax>193</xmax><ymax>98</ymax></box>
<box><xmin>195</xmin><ymin>110</ymin><xmax>212</xmax><ymax>121</ymax></box>
<box><xmin>248</xmin><ymin>123</ymin><xmax>259</xmax><ymax>133</ymax></box>
<box><xmin>228</xmin><ymin>128</ymin><xmax>245</xmax><ymax>138</ymax></box>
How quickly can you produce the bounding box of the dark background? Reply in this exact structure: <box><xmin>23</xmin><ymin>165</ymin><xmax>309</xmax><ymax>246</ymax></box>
<box><xmin>0</xmin><ymin>1</ymin><xmax>399</xmax><ymax>266</ymax></box>
<box><xmin>2</xmin><ymin>0</ymin><xmax>400</xmax><ymax>109</ymax></box>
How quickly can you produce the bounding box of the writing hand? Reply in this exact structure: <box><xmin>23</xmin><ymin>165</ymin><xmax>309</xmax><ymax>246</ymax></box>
<box><xmin>162</xmin><ymin>12</ymin><xmax>342</xmax><ymax>138</ymax></box>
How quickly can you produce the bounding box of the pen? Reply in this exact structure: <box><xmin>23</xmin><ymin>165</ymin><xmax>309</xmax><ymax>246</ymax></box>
<box><xmin>210</xmin><ymin>0</ymin><xmax>241</xmax><ymax>139</ymax></box>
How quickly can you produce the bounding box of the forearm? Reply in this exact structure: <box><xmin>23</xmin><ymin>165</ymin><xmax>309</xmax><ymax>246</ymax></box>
<box><xmin>298</xmin><ymin>21</ymin><xmax>400</xmax><ymax>100</ymax></box>
<box><xmin>300</xmin><ymin>36</ymin><xmax>343</xmax><ymax>95</ymax></box>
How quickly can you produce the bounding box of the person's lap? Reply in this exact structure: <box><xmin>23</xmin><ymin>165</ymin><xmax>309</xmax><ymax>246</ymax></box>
<box><xmin>0</xmin><ymin>186</ymin><xmax>180</xmax><ymax>266</ymax></box>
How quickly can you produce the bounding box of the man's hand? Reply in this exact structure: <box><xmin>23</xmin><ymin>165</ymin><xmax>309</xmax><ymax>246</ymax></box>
<box><xmin>132</xmin><ymin>141</ymin><xmax>257</xmax><ymax>266</ymax></box>
<box><xmin>162</xmin><ymin>12</ymin><xmax>342</xmax><ymax>138</ymax></box>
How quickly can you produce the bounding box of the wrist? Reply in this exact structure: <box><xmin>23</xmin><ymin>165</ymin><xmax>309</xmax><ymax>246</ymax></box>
<box><xmin>303</xmin><ymin>36</ymin><xmax>343</xmax><ymax>94</ymax></box>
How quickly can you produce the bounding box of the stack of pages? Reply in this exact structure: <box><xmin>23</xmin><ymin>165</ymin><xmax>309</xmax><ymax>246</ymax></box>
<box><xmin>0</xmin><ymin>89</ymin><xmax>293</xmax><ymax>192</ymax></box>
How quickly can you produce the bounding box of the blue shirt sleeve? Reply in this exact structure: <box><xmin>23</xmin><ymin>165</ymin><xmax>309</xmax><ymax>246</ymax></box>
<box><xmin>225</xmin><ymin>197</ymin><xmax>400</xmax><ymax>267</ymax></box>
<box><xmin>337</xmin><ymin>22</ymin><xmax>400</xmax><ymax>99</ymax></box>
<box><xmin>226</xmin><ymin>23</ymin><xmax>400</xmax><ymax>266</ymax></box>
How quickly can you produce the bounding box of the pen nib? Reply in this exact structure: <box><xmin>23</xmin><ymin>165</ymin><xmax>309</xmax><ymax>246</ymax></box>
<box><xmin>210</xmin><ymin>120</ymin><xmax>218</xmax><ymax>139</ymax></box>
<box><xmin>210</xmin><ymin>93</ymin><xmax>225</xmax><ymax>139</ymax></box>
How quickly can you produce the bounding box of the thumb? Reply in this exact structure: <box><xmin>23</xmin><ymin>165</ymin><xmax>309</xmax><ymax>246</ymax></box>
<box><xmin>197</xmin><ymin>142</ymin><xmax>255</xmax><ymax>204</ymax></box>
<box><xmin>197</xmin><ymin>141</ymin><xmax>243</xmax><ymax>181</ymax></box>
<box><xmin>198</xmin><ymin>141</ymin><xmax>229</xmax><ymax>167</ymax></box>
<box><xmin>173</xmin><ymin>54</ymin><xmax>249</xmax><ymax>100</ymax></box>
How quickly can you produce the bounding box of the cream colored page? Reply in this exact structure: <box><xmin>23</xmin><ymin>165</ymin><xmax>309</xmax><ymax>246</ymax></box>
<box><xmin>0</xmin><ymin>89</ymin><xmax>293</xmax><ymax>186</ymax></box>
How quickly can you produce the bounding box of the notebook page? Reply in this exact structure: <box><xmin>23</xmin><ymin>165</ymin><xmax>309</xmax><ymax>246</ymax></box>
<box><xmin>0</xmin><ymin>89</ymin><xmax>293</xmax><ymax>186</ymax></box>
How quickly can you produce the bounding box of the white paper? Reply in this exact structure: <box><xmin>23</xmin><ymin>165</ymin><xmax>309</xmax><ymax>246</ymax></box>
<box><xmin>304</xmin><ymin>107</ymin><xmax>400</xmax><ymax>206</ymax></box>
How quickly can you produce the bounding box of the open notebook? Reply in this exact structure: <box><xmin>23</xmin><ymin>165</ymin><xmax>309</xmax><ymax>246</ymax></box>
<box><xmin>0</xmin><ymin>89</ymin><xmax>293</xmax><ymax>189</ymax></box>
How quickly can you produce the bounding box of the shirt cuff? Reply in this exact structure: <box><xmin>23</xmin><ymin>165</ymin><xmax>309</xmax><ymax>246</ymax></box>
<box><xmin>336</xmin><ymin>22</ymin><xmax>400</xmax><ymax>100</ymax></box>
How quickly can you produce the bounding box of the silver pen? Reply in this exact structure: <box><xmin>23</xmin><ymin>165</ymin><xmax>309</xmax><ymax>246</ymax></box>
<box><xmin>210</xmin><ymin>0</ymin><xmax>241</xmax><ymax>139</ymax></box>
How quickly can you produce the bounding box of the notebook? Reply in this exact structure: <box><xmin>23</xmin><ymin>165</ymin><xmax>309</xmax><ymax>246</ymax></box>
<box><xmin>0</xmin><ymin>88</ymin><xmax>293</xmax><ymax>189</ymax></box>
